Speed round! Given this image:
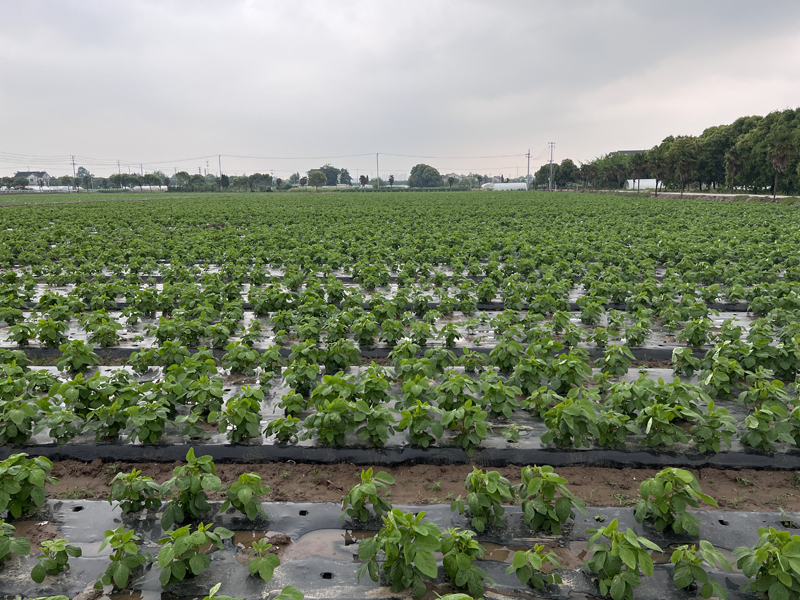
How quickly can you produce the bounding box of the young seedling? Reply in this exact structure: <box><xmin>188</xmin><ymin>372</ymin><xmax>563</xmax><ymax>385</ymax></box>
<box><xmin>670</xmin><ymin>541</ymin><xmax>731</xmax><ymax>599</ymax></box>
<box><xmin>160</xmin><ymin>448</ymin><xmax>221</xmax><ymax>530</ymax></box>
<box><xmin>221</xmin><ymin>472</ymin><xmax>270</xmax><ymax>521</ymax></box>
<box><xmin>31</xmin><ymin>538</ymin><xmax>82</xmax><ymax>583</ymax></box>
<box><xmin>93</xmin><ymin>527</ymin><xmax>151</xmax><ymax>590</ymax></box>
<box><xmin>357</xmin><ymin>509</ymin><xmax>441</xmax><ymax>598</ymax></box>
<box><xmin>451</xmin><ymin>467</ymin><xmax>513</xmax><ymax>532</ymax></box>
<box><xmin>634</xmin><ymin>468</ymin><xmax>718</xmax><ymax>536</ymax></box>
<box><xmin>734</xmin><ymin>527</ymin><xmax>800</xmax><ymax>600</ymax></box>
<box><xmin>245</xmin><ymin>538</ymin><xmax>281</xmax><ymax>581</ymax></box>
<box><xmin>441</xmin><ymin>528</ymin><xmax>494</xmax><ymax>598</ymax></box>
<box><xmin>157</xmin><ymin>522</ymin><xmax>234</xmax><ymax>588</ymax></box>
<box><xmin>584</xmin><ymin>518</ymin><xmax>662</xmax><ymax>600</ymax></box>
<box><xmin>514</xmin><ymin>465</ymin><xmax>586</xmax><ymax>534</ymax></box>
<box><xmin>341</xmin><ymin>468</ymin><xmax>395</xmax><ymax>522</ymax></box>
<box><xmin>109</xmin><ymin>468</ymin><xmax>166</xmax><ymax>513</ymax></box>
<box><xmin>506</xmin><ymin>544</ymin><xmax>562</xmax><ymax>589</ymax></box>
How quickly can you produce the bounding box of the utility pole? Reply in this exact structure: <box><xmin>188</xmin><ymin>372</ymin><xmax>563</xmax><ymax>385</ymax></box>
<box><xmin>548</xmin><ymin>142</ymin><xmax>555</xmax><ymax>191</ymax></box>
<box><xmin>206</xmin><ymin>160</ymin><xmax>209</xmax><ymax>176</ymax></box>
<box><xmin>376</xmin><ymin>153</ymin><xmax>379</xmax><ymax>191</ymax></box>
<box><xmin>140</xmin><ymin>164</ymin><xmax>143</xmax><ymax>176</ymax></box>
<box><xmin>526</xmin><ymin>149</ymin><xmax>531</xmax><ymax>188</ymax></box>
<box><xmin>218</xmin><ymin>155</ymin><xmax>222</xmax><ymax>177</ymax></box>
<box><xmin>71</xmin><ymin>155</ymin><xmax>76</xmax><ymax>179</ymax></box>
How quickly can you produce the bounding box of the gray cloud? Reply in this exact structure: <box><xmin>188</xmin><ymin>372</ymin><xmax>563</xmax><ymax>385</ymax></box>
<box><xmin>1</xmin><ymin>0</ymin><xmax>799</xmax><ymax>179</ymax></box>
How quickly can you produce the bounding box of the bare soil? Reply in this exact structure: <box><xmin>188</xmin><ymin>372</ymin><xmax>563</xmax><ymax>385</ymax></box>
<box><xmin>46</xmin><ymin>459</ymin><xmax>800</xmax><ymax>511</ymax></box>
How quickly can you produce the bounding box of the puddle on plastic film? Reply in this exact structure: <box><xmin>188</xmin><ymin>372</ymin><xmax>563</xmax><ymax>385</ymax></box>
<box><xmin>233</xmin><ymin>529</ymin><xmax>379</xmax><ymax>563</ymax></box>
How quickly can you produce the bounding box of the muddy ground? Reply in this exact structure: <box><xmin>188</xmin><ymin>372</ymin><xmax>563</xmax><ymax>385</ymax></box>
<box><xmin>46</xmin><ymin>460</ymin><xmax>800</xmax><ymax>512</ymax></box>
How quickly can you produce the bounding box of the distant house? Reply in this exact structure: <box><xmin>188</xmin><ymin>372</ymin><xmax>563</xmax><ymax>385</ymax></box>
<box><xmin>14</xmin><ymin>171</ymin><xmax>51</xmax><ymax>185</ymax></box>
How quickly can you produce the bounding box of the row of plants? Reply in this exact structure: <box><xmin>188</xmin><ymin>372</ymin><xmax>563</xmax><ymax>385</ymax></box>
<box><xmin>2</xmin><ymin>438</ymin><xmax>797</xmax><ymax>600</ymax></box>
<box><xmin>2</xmin><ymin>333</ymin><xmax>800</xmax><ymax>454</ymax></box>
<box><xmin>351</xmin><ymin>465</ymin><xmax>800</xmax><ymax>600</ymax></box>
<box><xmin>2</xmin><ymin>193</ymin><xmax>800</xmax><ymax>291</ymax></box>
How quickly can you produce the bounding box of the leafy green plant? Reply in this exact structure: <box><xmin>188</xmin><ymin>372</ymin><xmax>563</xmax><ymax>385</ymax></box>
<box><xmin>478</xmin><ymin>371</ymin><xmax>521</xmax><ymax>418</ymax></box>
<box><xmin>160</xmin><ymin>448</ymin><xmax>221</xmax><ymax>530</ymax></box>
<box><xmin>441</xmin><ymin>528</ymin><xmax>494</xmax><ymax>598</ymax></box>
<box><xmin>451</xmin><ymin>467</ymin><xmax>512</xmax><ymax>532</ymax></box>
<box><xmin>244</xmin><ymin>537</ymin><xmax>281</xmax><ymax>581</ymax></box>
<box><xmin>93</xmin><ymin>527</ymin><xmax>151</xmax><ymax>590</ymax></box>
<box><xmin>0</xmin><ymin>453</ymin><xmax>57</xmax><ymax>518</ymax></box>
<box><xmin>263</xmin><ymin>415</ymin><xmax>300</xmax><ymax>443</ymax></box>
<box><xmin>595</xmin><ymin>344</ymin><xmax>634</xmax><ymax>378</ymax></box>
<box><xmin>0</xmin><ymin>519</ymin><xmax>30</xmax><ymax>562</ymax></box>
<box><xmin>688</xmin><ymin>401</ymin><xmax>737</xmax><ymax>453</ymax></box>
<box><xmin>31</xmin><ymin>538</ymin><xmax>82</xmax><ymax>583</ymax></box>
<box><xmin>734</xmin><ymin>526</ymin><xmax>800</xmax><ymax>600</ymax></box>
<box><xmin>301</xmin><ymin>398</ymin><xmax>355</xmax><ymax>446</ymax></box>
<box><xmin>157</xmin><ymin>522</ymin><xmax>234</xmax><ymax>588</ymax></box>
<box><xmin>677</xmin><ymin>317</ymin><xmax>714</xmax><ymax>348</ymax></box>
<box><xmin>441</xmin><ymin>399</ymin><xmax>488</xmax><ymax>457</ymax></box>
<box><xmin>222</xmin><ymin>342</ymin><xmax>260</xmax><ymax>375</ymax></box>
<box><xmin>397</xmin><ymin>401</ymin><xmax>443</xmax><ymax>448</ymax></box>
<box><xmin>39</xmin><ymin>402</ymin><xmax>84</xmax><ymax>444</ymax></box>
<box><xmin>221</xmin><ymin>472</ymin><xmax>270</xmax><ymax>520</ymax></box>
<box><xmin>670</xmin><ymin>541</ymin><xmax>731</xmax><ymax>599</ymax></box>
<box><xmin>36</xmin><ymin>317</ymin><xmax>69</xmax><ymax>348</ymax></box>
<box><xmin>540</xmin><ymin>389</ymin><xmax>599</xmax><ymax>448</ymax></box>
<box><xmin>358</xmin><ymin>509</ymin><xmax>442</xmax><ymax>598</ymax></box>
<box><xmin>341</xmin><ymin>467</ymin><xmax>395</xmax><ymax>522</ymax></box>
<box><xmin>634</xmin><ymin>468</ymin><xmax>718</xmax><ymax>536</ymax></box>
<box><xmin>211</xmin><ymin>387</ymin><xmax>264</xmax><ymax>443</ymax></box>
<box><xmin>353</xmin><ymin>400</ymin><xmax>397</xmax><ymax>446</ymax></box>
<box><xmin>547</xmin><ymin>348</ymin><xmax>592</xmax><ymax>394</ymax></box>
<box><xmin>435</xmin><ymin>371</ymin><xmax>479</xmax><ymax>411</ymax></box>
<box><xmin>515</xmin><ymin>465</ymin><xmax>585</xmax><ymax>534</ymax></box>
<box><xmin>0</xmin><ymin>397</ymin><xmax>45</xmax><ymax>445</ymax></box>
<box><xmin>125</xmin><ymin>398</ymin><xmax>171</xmax><ymax>444</ymax></box>
<box><xmin>584</xmin><ymin>518</ymin><xmax>662</xmax><ymax>600</ymax></box>
<box><xmin>56</xmin><ymin>340</ymin><xmax>100</xmax><ymax>373</ymax></box>
<box><xmin>635</xmin><ymin>402</ymin><xmax>688</xmax><ymax>447</ymax></box>
<box><xmin>506</xmin><ymin>544</ymin><xmax>562</xmax><ymax>589</ymax></box>
<box><xmin>283</xmin><ymin>359</ymin><xmax>320</xmax><ymax>396</ymax></box>
<box><xmin>741</xmin><ymin>403</ymin><xmax>793</xmax><ymax>452</ymax></box>
<box><xmin>595</xmin><ymin>409</ymin><xmax>639</xmax><ymax>448</ymax></box>
<box><xmin>109</xmin><ymin>468</ymin><xmax>165</xmax><ymax>513</ymax></box>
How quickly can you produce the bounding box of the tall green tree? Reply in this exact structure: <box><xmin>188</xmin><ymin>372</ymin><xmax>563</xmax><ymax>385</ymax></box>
<box><xmin>308</xmin><ymin>170</ymin><xmax>327</xmax><ymax>191</ymax></box>
<box><xmin>408</xmin><ymin>164</ymin><xmax>443</xmax><ymax>187</ymax></box>
<box><xmin>647</xmin><ymin>146</ymin><xmax>669</xmax><ymax>197</ymax></box>
<box><xmin>629</xmin><ymin>152</ymin><xmax>648</xmax><ymax>192</ymax></box>
<box><xmin>767</xmin><ymin>132</ymin><xmax>796</xmax><ymax>199</ymax></box>
<box><xmin>668</xmin><ymin>136</ymin><xmax>701</xmax><ymax>198</ymax></box>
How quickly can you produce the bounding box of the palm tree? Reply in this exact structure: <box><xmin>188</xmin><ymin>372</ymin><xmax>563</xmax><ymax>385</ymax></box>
<box><xmin>477</xmin><ymin>175</ymin><xmax>483</xmax><ymax>187</ymax></box>
<box><xmin>724</xmin><ymin>148</ymin><xmax>744</xmax><ymax>194</ymax></box>
<box><xmin>388</xmin><ymin>175</ymin><xmax>394</xmax><ymax>188</ymax></box>
<box><xmin>767</xmin><ymin>135</ymin><xmax>795</xmax><ymax>200</ymax></box>
<box><xmin>648</xmin><ymin>146</ymin><xmax>669</xmax><ymax>197</ymax></box>
<box><xmin>668</xmin><ymin>136</ymin><xmax>700</xmax><ymax>198</ymax></box>
<box><xmin>630</xmin><ymin>152</ymin><xmax>648</xmax><ymax>193</ymax></box>
<box><xmin>299</xmin><ymin>177</ymin><xmax>307</xmax><ymax>189</ymax></box>
<box><xmin>447</xmin><ymin>176</ymin><xmax>455</xmax><ymax>189</ymax></box>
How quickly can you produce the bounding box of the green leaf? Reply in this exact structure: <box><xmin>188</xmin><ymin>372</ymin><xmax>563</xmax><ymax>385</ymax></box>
<box><xmin>31</xmin><ymin>562</ymin><xmax>47</xmax><ymax>583</ymax></box>
<box><xmin>415</xmin><ymin>549</ymin><xmax>438</xmax><ymax>579</ymax></box>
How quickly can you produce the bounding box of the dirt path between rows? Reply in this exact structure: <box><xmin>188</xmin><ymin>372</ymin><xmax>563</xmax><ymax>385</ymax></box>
<box><xmin>47</xmin><ymin>460</ymin><xmax>800</xmax><ymax>512</ymax></box>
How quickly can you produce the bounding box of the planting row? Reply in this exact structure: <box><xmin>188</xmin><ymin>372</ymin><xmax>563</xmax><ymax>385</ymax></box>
<box><xmin>1</xmin><ymin>329</ymin><xmax>800</xmax><ymax>456</ymax></box>
<box><xmin>3</xmin><ymin>194</ymin><xmax>800</xmax><ymax>288</ymax></box>
<box><xmin>2</xmin><ymin>452</ymin><xmax>797</xmax><ymax>600</ymax></box>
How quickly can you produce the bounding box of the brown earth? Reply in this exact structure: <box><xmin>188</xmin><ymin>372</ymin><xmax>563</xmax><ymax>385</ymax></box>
<box><xmin>47</xmin><ymin>459</ymin><xmax>800</xmax><ymax>512</ymax></box>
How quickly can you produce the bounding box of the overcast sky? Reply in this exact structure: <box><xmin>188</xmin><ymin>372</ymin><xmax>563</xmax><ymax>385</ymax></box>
<box><xmin>2</xmin><ymin>0</ymin><xmax>800</xmax><ymax>180</ymax></box>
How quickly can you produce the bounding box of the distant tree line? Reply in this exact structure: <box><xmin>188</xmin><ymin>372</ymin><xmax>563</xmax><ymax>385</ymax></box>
<box><xmin>537</xmin><ymin>107</ymin><xmax>800</xmax><ymax>198</ymax></box>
